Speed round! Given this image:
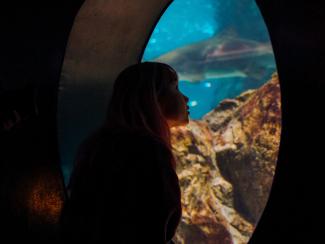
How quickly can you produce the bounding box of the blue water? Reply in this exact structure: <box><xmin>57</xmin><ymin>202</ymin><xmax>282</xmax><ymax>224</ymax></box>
<box><xmin>178</xmin><ymin>78</ymin><xmax>246</xmax><ymax>119</ymax></box>
<box><xmin>142</xmin><ymin>0</ymin><xmax>218</xmax><ymax>61</ymax></box>
<box><xmin>142</xmin><ymin>0</ymin><xmax>276</xmax><ymax>120</ymax></box>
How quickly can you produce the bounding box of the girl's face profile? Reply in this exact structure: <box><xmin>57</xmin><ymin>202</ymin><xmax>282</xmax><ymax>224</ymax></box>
<box><xmin>159</xmin><ymin>72</ymin><xmax>189</xmax><ymax>128</ymax></box>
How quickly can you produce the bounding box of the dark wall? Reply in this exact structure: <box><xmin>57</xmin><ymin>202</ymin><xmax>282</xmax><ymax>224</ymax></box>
<box><xmin>250</xmin><ymin>1</ymin><xmax>324</xmax><ymax>243</ymax></box>
<box><xmin>0</xmin><ymin>1</ymin><xmax>84</xmax><ymax>243</ymax></box>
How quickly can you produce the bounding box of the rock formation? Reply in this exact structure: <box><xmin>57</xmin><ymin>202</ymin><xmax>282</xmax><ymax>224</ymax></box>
<box><xmin>170</xmin><ymin>73</ymin><xmax>281</xmax><ymax>244</ymax></box>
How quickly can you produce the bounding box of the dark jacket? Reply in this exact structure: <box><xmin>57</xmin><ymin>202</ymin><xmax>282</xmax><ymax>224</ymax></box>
<box><xmin>59</xmin><ymin>127</ymin><xmax>182</xmax><ymax>244</ymax></box>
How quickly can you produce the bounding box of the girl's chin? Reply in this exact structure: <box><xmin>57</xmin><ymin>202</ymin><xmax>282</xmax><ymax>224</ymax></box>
<box><xmin>182</xmin><ymin>117</ymin><xmax>190</xmax><ymax>125</ymax></box>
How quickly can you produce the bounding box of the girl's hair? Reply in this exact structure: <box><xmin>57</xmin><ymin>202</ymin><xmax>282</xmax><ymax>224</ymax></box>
<box><xmin>103</xmin><ymin>61</ymin><xmax>178</xmax><ymax>169</ymax></box>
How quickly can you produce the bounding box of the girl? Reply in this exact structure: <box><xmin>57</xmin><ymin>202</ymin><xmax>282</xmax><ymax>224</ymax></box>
<box><xmin>59</xmin><ymin>62</ymin><xmax>189</xmax><ymax>244</ymax></box>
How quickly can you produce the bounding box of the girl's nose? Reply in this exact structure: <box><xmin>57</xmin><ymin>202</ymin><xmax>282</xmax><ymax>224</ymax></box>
<box><xmin>183</xmin><ymin>95</ymin><xmax>189</xmax><ymax>102</ymax></box>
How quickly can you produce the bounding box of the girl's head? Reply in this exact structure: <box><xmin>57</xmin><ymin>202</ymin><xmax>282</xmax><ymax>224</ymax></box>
<box><xmin>104</xmin><ymin>62</ymin><xmax>189</xmax><ymax>165</ymax></box>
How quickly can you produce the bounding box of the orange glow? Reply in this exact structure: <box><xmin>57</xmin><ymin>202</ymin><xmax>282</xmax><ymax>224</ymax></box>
<box><xmin>27</xmin><ymin>174</ymin><xmax>64</xmax><ymax>224</ymax></box>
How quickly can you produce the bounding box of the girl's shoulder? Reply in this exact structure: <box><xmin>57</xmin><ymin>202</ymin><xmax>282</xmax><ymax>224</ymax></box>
<box><xmin>80</xmin><ymin>126</ymin><xmax>170</xmax><ymax>162</ymax></box>
<box><xmin>101</xmin><ymin>127</ymin><xmax>165</xmax><ymax>146</ymax></box>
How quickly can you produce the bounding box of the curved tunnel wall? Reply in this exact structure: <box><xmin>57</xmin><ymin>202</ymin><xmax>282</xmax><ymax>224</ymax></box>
<box><xmin>58</xmin><ymin>0</ymin><xmax>173</xmax><ymax>183</ymax></box>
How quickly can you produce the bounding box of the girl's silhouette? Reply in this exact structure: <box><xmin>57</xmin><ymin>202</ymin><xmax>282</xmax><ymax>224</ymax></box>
<box><xmin>59</xmin><ymin>62</ymin><xmax>189</xmax><ymax>243</ymax></box>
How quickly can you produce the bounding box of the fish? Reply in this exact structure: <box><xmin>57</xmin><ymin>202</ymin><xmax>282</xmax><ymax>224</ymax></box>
<box><xmin>153</xmin><ymin>30</ymin><xmax>276</xmax><ymax>83</ymax></box>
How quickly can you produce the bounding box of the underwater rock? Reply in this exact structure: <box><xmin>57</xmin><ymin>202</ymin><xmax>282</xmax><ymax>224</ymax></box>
<box><xmin>170</xmin><ymin>73</ymin><xmax>281</xmax><ymax>243</ymax></box>
<box><xmin>203</xmin><ymin>73</ymin><xmax>281</xmax><ymax>223</ymax></box>
<box><xmin>170</xmin><ymin>120</ymin><xmax>253</xmax><ymax>243</ymax></box>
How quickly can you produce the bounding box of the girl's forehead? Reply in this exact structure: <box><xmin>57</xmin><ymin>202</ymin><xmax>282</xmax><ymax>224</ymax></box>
<box><xmin>169</xmin><ymin>78</ymin><xmax>178</xmax><ymax>86</ymax></box>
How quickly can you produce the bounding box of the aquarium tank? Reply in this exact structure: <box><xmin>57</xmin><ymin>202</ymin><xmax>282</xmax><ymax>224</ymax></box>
<box><xmin>142</xmin><ymin>0</ymin><xmax>281</xmax><ymax>243</ymax></box>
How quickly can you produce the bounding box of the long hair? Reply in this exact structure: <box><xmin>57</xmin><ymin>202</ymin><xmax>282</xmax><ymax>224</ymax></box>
<box><xmin>103</xmin><ymin>61</ymin><xmax>178</xmax><ymax>169</ymax></box>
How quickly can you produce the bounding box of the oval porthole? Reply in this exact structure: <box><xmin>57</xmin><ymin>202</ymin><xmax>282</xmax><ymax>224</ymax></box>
<box><xmin>142</xmin><ymin>0</ymin><xmax>281</xmax><ymax>243</ymax></box>
<box><xmin>58</xmin><ymin>0</ymin><xmax>281</xmax><ymax>243</ymax></box>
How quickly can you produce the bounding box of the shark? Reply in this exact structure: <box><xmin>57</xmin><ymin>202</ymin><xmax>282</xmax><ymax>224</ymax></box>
<box><xmin>152</xmin><ymin>31</ymin><xmax>276</xmax><ymax>83</ymax></box>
